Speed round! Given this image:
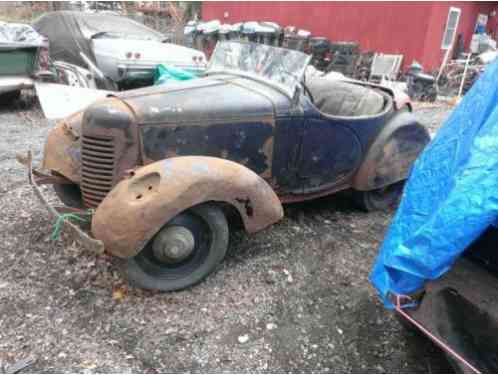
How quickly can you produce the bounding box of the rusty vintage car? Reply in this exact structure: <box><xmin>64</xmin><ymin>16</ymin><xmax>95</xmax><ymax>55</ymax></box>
<box><xmin>22</xmin><ymin>41</ymin><xmax>430</xmax><ymax>291</ymax></box>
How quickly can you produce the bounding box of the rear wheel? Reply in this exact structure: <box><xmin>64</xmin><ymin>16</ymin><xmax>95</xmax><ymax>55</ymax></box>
<box><xmin>354</xmin><ymin>181</ymin><xmax>404</xmax><ymax>211</ymax></box>
<box><xmin>127</xmin><ymin>203</ymin><xmax>229</xmax><ymax>292</ymax></box>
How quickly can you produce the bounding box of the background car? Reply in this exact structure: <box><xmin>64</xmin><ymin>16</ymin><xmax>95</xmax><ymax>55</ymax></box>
<box><xmin>0</xmin><ymin>21</ymin><xmax>49</xmax><ymax>103</ymax></box>
<box><xmin>33</xmin><ymin>11</ymin><xmax>207</xmax><ymax>90</ymax></box>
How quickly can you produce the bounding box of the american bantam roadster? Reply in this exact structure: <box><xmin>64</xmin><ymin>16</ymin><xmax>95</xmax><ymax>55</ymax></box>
<box><xmin>22</xmin><ymin>41</ymin><xmax>430</xmax><ymax>291</ymax></box>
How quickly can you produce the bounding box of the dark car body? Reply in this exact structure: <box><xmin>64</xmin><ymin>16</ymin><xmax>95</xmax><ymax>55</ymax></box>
<box><xmin>56</xmin><ymin>73</ymin><xmax>427</xmax><ymax>206</ymax></box>
<box><xmin>29</xmin><ymin>42</ymin><xmax>430</xmax><ymax>291</ymax></box>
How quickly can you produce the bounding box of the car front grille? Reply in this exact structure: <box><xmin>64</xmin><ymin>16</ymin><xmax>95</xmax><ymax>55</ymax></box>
<box><xmin>81</xmin><ymin>135</ymin><xmax>115</xmax><ymax>208</ymax></box>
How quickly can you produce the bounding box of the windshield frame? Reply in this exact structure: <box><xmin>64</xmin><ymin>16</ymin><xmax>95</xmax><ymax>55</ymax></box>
<box><xmin>206</xmin><ymin>41</ymin><xmax>311</xmax><ymax>98</ymax></box>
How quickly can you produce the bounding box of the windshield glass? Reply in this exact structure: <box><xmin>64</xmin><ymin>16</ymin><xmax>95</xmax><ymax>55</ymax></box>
<box><xmin>207</xmin><ymin>41</ymin><xmax>310</xmax><ymax>97</ymax></box>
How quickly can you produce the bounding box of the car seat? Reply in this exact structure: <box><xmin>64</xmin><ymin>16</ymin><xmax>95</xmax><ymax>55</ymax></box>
<box><xmin>307</xmin><ymin>78</ymin><xmax>386</xmax><ymax>117</ymax></box>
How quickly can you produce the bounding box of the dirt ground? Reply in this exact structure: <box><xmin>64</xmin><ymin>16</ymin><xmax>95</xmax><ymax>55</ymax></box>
<box><xmin>0</xmin><ymin>95</ymin><xmax>454</xmax><ymax>373</ymax></box>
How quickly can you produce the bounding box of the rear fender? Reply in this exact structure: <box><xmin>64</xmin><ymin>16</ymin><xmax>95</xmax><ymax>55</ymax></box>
<box><xmin>353</xmin><ymin>110</ymin><xmax>430</xmax><ymax>191</ymax></box>
<box><xmin>92</xmin><ymin>156</ymin><xmax>284</xmax><ymax>258</ymax></box>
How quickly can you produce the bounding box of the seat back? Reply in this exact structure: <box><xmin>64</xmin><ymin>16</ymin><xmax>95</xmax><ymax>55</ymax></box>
<box><xmin>307</xmin><ymin>78</ymin><xmax>386</xmax><ymax>117</ymax></box>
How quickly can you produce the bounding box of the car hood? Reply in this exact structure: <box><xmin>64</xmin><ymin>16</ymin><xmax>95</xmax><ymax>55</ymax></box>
<box><xmin>113</xmin><ymin>74</ymin><xmax>292</xmax><ymax>124</ymax></box>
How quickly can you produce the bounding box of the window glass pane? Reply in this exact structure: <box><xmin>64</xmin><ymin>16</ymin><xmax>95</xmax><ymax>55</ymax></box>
<box><xmin>442</xmin><ymin>8</ymin><xmax>460</xmax><ymax>49</ymax></box>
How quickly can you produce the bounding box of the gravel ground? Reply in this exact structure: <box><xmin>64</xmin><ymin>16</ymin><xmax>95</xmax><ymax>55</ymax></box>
<box><xmin>0</xmin><ymin>95</ymin><xmax>454</xmax><ymax>373</ymax></box>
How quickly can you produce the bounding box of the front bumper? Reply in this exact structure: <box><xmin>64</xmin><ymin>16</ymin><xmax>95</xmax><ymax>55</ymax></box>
<box><xmin>17</xmin><ymin>151</ymin><xmax>104</xmax><ymax>254</ymax></box>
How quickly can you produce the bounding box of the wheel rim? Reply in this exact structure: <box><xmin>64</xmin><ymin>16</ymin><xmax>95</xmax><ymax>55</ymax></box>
<box><xmin>134</xmin><ymin>211</ymin><xmax>213</xmax><ymax>280</ymax></box>
<box><xmin>152</xmin><ymin>226</ymin><xmax>196</xmax><ymax>264</ymax></box>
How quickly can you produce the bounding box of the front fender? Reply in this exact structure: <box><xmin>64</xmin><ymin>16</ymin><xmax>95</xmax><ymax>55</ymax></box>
<box><xmin>41</xmin><ymin>111</ymin><xmax>83</xmax><ymax>183</ymax></box>
<box><xmin>92</xmin><ymin>156</ymin><xmax>284</xmax><ymax>258</ymax></box>
<box><xmin>353</xmin><ymin>110</ymin><xmax>430</xmax><ymax>191</ymax></box>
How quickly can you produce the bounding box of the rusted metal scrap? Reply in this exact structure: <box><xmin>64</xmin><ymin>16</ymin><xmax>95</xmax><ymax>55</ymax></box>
<box><xmin>18</xmin><ymin>151</ymin><xmax>104</xmax><ymax>254</ymax></box>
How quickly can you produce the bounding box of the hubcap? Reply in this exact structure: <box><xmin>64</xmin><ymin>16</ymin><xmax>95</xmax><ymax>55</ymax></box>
<box><xmin>152</xmin><ymin>226</ymin><xmax>196</xmax><ymax>264</ymax></box>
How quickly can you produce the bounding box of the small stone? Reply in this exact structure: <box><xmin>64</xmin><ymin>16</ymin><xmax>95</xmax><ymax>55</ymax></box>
<box><xmin>337</xmin><ymin>328</ymin><xmax>343</xmax><ymax>335</ymax></box>
<box><xmin>238</xmin><ymin>334</ymin><xmax>249</xmax><ymax>344</ymax></box>
<box><xmin>283</xmin><ymin>269</ymin><xmax>293</xmax><ymax>283</ymax></box>
<box><xmin>265</xmin><ymin>269</ymin><xmax>278</xmax><ymax>284</ymax></box>
<box><xmin>266</xmin><ymin>323</ymin><xmax>277</xmax><ymax>331</ymax></box>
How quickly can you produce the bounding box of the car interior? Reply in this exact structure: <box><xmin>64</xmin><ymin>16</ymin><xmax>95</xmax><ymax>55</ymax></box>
<box><xmin>304</xmin><ymin>77</ymin><xmax>389</xmax><ymax>118</ymax></box>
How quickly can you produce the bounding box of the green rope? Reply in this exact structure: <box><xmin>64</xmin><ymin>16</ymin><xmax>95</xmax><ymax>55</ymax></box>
<box><xmin>51</xmin><ymin>210</ymin><xmax>93</xmax><ymax>241</ymax></box>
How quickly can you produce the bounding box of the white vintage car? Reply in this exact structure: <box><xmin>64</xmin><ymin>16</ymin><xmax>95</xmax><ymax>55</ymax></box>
<box><xmin>33</xmin><ymin>11</ymin><xmax>206</xmax><ymax>90</ymax></box>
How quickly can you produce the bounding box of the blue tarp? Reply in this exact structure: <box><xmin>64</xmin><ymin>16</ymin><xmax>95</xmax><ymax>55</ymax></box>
<box><xmin>370</xmin><ymin>59</ymin><xmax>498</xmax><ymax>307</ymax></box>
<box><xmin>154</xmin><ymin>64</ymin><xmax>198</xmax><ymax>86</ymax></box>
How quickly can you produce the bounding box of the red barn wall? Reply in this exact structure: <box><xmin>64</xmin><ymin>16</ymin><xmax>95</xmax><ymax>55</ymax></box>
<box><xmin>202</xmin><ymin>1</ymin><xmax>496</xmax><ymax>71</ymax></box>
<box><xmin>422</xmin><ymin>2</ymin><xmax>495</xmax><ymax>69</ymax></box>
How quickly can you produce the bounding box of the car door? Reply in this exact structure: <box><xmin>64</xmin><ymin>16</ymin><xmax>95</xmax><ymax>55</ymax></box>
<box><xmin>298</xmin><ymin>117</ymin><xmax>363</xmax><ymax>192</ymax></box>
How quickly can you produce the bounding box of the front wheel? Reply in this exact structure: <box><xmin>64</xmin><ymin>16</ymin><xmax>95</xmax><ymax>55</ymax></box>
<box><xmin>126</xmin><ymin>203</ymin><xmax>229</xmax><ymax>292</ymax></box>
<box><xmin>353</xmin><ymin>181</ymin><xmax>404</xmax><ymax>211</ymax></box>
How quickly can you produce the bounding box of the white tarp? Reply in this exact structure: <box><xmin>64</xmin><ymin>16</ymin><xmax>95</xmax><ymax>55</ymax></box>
<box><xmin>0</xmin><ymin>21</ymin><xmax>45</xmax><ymax>48</ymax></box>
<box><xmin>35</xmin><ymin>82</ymin><xmax>110</xmax><ymax>119</ymax></box>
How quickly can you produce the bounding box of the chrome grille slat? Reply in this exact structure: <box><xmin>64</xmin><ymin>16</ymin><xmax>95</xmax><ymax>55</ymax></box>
<box><xmin>81</xmin><ymin>135</ymin><xmax>115</xmax><ymax>207</ymax></box>
<box><xmin>81</xmin><ymin>143</ymin><xmax>116</xmax><ymax>152</ymax></box>
<box><xmin>81</xmin><ymin>149</ymin><xmax>115</xmax><ymax>159</ymax></box>
<box><xmin>83</xmin><ymin>136</ymin><xmax>113</xmax><ymax>144</ymax></box>
<box><xmin>81</xmin><ymin>185</ymin><xmax>111</xmax><ymax>193</ymax></box>
<box><xmin>81</xmin><ymin>190</ymin><xmax>108</xmax><ymax>198</ymax></box>
<box><xmin>81</xmin><ymin>162</ymin><xmax>114</xmax><ymax>171</ymax></box>
<box><xmin>81</xmin><ymin>157</ymin><xmax>115</xmax><ymax>167</ymax></box>
<box><xmin>81</xmin><ymin>179</ymin><xmax>113</xmax><ymax>188</ymax></box>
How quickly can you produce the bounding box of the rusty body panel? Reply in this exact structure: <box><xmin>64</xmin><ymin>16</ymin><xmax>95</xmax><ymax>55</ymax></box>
<box><xmin>352</xmin><ymin>110</ymin><xmax>430</xmax><ymax>191</ymax></box>
<box><xmin>92</xmin><ymin>156</ymin><xmax>283</xmax><ymax>258</ymax></box>
<box><xmin>140</xmin><ymin>117</ymin><xmax>275</xmax><ymax>177</ymax></box>
<box><xmin>42</xmin><ymin>111</ymin><xmax>83</xmax><ymax>184</ymax></box>
<box><xmin>79</xmin><ymin>97</ymin><xmax>141</xmax><ymax>207</ymax></box>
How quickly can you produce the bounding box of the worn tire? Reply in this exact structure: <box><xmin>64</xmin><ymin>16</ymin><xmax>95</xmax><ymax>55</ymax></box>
<box><xmin>0</xmin><ymin>90</ymin><xmax>21</xmax><ymax>105</ymax></box>
<box><xmin>354</xmin><ymin>181</ymin><xmax>404</xmax><ymax>212</ymax></box>
<box><xmin>127</xmin><ymin>203</ymin><xmax>229</xmax><ymax>292</ymax></box>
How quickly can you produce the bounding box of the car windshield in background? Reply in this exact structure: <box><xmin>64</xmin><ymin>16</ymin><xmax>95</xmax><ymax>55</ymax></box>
<box><xmin>207</xmin><ymin>41</ymin><xmax>310</xmax><ymax>97</ymax></box>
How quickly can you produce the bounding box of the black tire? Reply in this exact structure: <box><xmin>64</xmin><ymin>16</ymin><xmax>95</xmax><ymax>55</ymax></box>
<box><xmin>0</xmin><ymin>90</ymin><xmax>21</xmax><ymax>105</ymax></box>
<box><xmin>127</xmin><ymin>203</ymin><xmax>229</xmax><ymax>292</ymax></box>
<box><xmin>53</xmin><ymin>183</ymin><xmax>84</xmax><ymax>209</ymax></box>
<box><xmin>354</xmin><ymin>181</ymin><xmax>404</xmax><ymax>212</ymax></box>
